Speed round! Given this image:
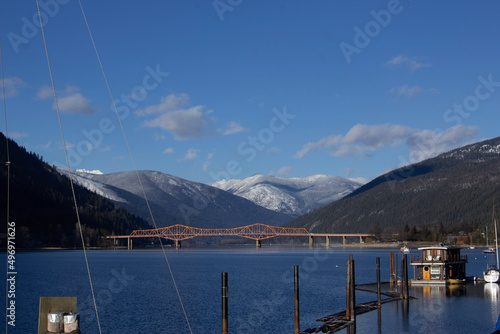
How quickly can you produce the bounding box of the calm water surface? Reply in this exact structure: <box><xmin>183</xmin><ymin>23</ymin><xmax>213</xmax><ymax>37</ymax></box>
<box><xmin>1</xmin><ymin>247</ymin><xmax>498</xmax><ymax>333</ymax></box>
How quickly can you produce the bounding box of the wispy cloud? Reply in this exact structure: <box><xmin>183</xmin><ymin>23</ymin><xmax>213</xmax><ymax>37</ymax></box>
<box><xmin>295</xmin><ymin>123</ymin><xmax>478</xmax><ymax>164</ymax></box>
<box><xmin>179</xmin><ymin>148</ymin><xmax>200</xmax><ymax>161</ymax></box>
<box><xmin>57</xmin><ymin>93</ymin><xmax>96</xmax><ymax>115</ymax></box>
<box><xmin>37</xmin><ymin>85</ymin><xmax>97</xmax><ymax>115</ymax></box>
<box><xmin>138</xmin><ymin>93</ymin><xmax>243</xmax><ymax>140</ymax></box>
<box><xmin>386</xmin><ymin>55</ymin><xmax>431</xmax><ymax>71</ymax></box>
<box><xmin>0</xmin><ymin>77</ymin><xmax>26</xmax><ymax>98</ymax></box>
<box><xmin>220</xmin><ymin>121</ymin><xmax>244</xmax><ymax>135</ymax></box>
<box><xmin>8</xmin><ymin>131</ymin><xmax>28</xmax><ymax>139</ymax></box>
<box><xmin>270</xmin><ymin>166</ymin><xmax>293</xmax><ymax>176</ymax></box>
<box><xmin>388</xmin><ymin>85</ymin><xmax>423</xmax><ymax>98</ymax></box>
<box><xmin>163</xmin><ymin>147</ymin><xmax>174</xmax><ymax>155</ymax></box>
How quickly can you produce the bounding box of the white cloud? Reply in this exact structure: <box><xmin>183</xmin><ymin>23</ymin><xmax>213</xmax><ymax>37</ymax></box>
<box><xmin>163</xmin><ymin>147</ymin><xmax>174</xmax><ymax>155</ymax></box>
<box><xmin>8</xmin><ymin>131</ymin><xmax>28</xmax><ymax>139</ymax></box>
<box><xmin>406</xmin><ymin>125</ymin><xmax>478</xmax><ymax>163</ymax></box>
<box><xmin>37</xmin><ymin>85</ymin><xmax>96</xmax><ymax>115</ymax></box>
<box><xmin>143</xmin><ymin>105</ymin><xmax>210</xmax><ymax>140</ymax></box>
<box><xmin>36</xmin><ymin>85</ymin><xmax>53</xmax><ymax>100</ymax></box>
<box><xmin>56</xmin><ymin>93</ymin><xmax>97</xmax><ymax>115</ymax></box>
<box><xmin>179</xmin><ymin>148</ymin><xmax>200</xmax><ymax>161</ymax></box>
<box><xmin>389</xmin><ymin>85</ymin><xmax>423</xmax><ymax>98</ymax></box>
<box><xmin>296</xmin><ymin>124</ymin><xmax>413</xmax><ymax>158</ymax></box>
<box><xmin>220</xmin><ymin>121</ymin><xmax>244</xmax><ymax>135</ymax></box>
<box><xmin>295</xmin><ymin>124</ymin><xmax>478</xmax><ymax>164</ymax></box>
<box><xmin>202</xmin><ymin>161</ymin><xmax>211</xmax><ymax>171</ymax></box>
<box><xmin>138</xmin><ymin>93</ymin><xmax>242</xmax><ymax>140</ymax></box>
<box><xmin>277</xmin><ymin>166</ymin><xmax>293</xmax><ymax>176</ymax></box>
<box><xmin>135</xmin><ymin>93</ymin><xmax>189</xmax><ymax>116</ymax></box>
<box><xmin>0</xmin><ymin>77</ymin><xmax>26</xmax><ymax>98</ymax></box>
<box><xmin>386</xmin><ymin>55</ymin><xmax>431</xmax><ymax>71</ymax></box>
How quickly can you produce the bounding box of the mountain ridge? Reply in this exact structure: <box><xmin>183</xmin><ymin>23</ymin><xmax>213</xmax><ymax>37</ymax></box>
<box><xmin>212</xmin><ymin>173</ymin><xmax>363</xmax><ymax>216</ymax></box>
<box><xmin>286</xmin><ymin>136</ymin><xmax>500</xmax><ymax>234</ymax></box>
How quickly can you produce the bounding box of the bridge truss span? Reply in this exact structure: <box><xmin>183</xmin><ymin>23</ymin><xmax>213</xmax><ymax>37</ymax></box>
<box><xmin>129</xmin><ymin>223</ymin><xmax>311</xmax><ymax>241</ymax></box>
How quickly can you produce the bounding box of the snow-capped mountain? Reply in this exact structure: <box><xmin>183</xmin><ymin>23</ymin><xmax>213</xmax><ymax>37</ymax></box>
<box><xmin>56</xmin><ymin>168</ymin><xmax>292</xmax><ymax>228</ymax></box>
<box><xmin>212</xmin><ymin>174</ymin><xmax>364</xmax><ymax>216</ymax></box>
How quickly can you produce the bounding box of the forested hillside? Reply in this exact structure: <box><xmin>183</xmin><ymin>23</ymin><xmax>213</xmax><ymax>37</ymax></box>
<box><xmin>0</xmin><ymin>133</ymin><xmax>151</xmax><ymax>248</ymax></box>
<box><xmin>286</xmin><ymin>137</ymin><xmax>500</xmax><ymax>237</ymax></box>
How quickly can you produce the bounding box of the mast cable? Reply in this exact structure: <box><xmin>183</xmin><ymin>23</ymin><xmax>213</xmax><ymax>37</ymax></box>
<box><xmin>76</xmin><ymin>1</ymin><xmax>193</xmax><ymax>333</ymax></box>
<box><xmin>1</xmin><ymin>35</ymin><xmax>12</xmax><ymax>334</ymax></box>
<box><xmin>35</xmin><ymin>1</ymin><xmax>103</xmax><ymax>333</ymax></box>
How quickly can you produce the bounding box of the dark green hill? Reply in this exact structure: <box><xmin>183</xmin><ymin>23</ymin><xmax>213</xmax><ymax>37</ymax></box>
<box><xmin>0</xmin><ymin>133</ymin><xmax>151</xmax><ymax>248</ymax></box>
<box><xmin>286</xmin><ymin>137</ymin><xmax>500</xmax><ymax>235</ymax></box>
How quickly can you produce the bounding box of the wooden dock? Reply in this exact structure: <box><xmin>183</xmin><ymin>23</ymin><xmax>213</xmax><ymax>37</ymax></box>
<box><xmin>300</xmin><ymin>253</ymin><xmax>413</xmax><ymax>333</ymax></box>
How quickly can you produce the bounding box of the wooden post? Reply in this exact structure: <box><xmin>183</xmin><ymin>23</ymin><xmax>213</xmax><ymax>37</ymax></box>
<box><xmin>346</xmin><ymin>256</ymin><xmax>351</xmax><ymax>321</ymax></box>
<box><xmin>394</xmin><ymin>253</ymin><xmax>398</xmax><ymax>293</ymax></box>
<box><xmin>376</xmin><ymin>257</ymin><xmax>381</xmax><ymax>308</ymax></box>
<box><xmin>294</xmin><ymin>265</ymin><xmax>300</xmax><ymax>334</ymax></box>
<box><xmin>400</xmin><ymin>254</ymin><xmax>404</xmax><ymax>299</ymax></box>
<box><xmin>389</xmin><ymin>252</ymin><xmax>394</xmax><ymax>291</ymax></box>
<box><xmin>350</xmin><ymin>255</ymin><xmax>356</xmax><ymax>331</ymax></box>
<box><xmin>404</xmin><ymin>254</ymin><xmax>409</xmax><ymax>300</ymax></box>
<box><xmin>222</xmin><ymin>272</ymin><xmax>228</xmax><ymax>334</ymax></box>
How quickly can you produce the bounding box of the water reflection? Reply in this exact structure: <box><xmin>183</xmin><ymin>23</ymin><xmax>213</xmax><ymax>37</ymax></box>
<box><xmin>484</xmin><ymin>283</ymin><xmax>500</xmax><ymax>301</ymax></box>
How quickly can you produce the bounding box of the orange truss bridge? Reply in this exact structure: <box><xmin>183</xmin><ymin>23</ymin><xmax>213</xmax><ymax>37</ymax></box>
<box><xmin>107</xmin><ymin>223</ymin><xmax>375</xmax><ymax>249</ymax></box>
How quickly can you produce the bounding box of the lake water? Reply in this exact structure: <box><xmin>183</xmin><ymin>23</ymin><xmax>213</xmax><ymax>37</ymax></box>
<box><xmin>1</xmin><ymin>247</ymin><xmax>499</xmax><ymax>333</ymax></box>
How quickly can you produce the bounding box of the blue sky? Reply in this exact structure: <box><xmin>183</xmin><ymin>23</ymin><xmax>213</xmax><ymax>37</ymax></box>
<box><xmin>1</xmin><ymin>0</ymin><xmax>500</xmax><ymax>184</ymax></box>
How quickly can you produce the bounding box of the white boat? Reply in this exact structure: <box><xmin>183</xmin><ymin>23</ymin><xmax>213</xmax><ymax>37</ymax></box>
<box><xmin>484</xmin><ymin>205</ymin><xmax>499</xmax><ymax>283</ymax></box>
<box><xmin>400</xmin><ymin>245</ymin><xmax>410</xmax><ymax>253</ymax></box>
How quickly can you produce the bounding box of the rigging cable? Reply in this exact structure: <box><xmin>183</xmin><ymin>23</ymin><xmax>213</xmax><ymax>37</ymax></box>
<box><xmin>76</xmin><ymin>1</ymin><xmax>193</xmax><ymax>333</ymax></box>
<box><xmin>35</xmin><ymin>1</ymin><xmax>103</xmax><ymax>333</ymax></box>
<box><xmin>1</xmin><ymin>35</ymin><xmax>12</xmax><ymax>334</ymax></box>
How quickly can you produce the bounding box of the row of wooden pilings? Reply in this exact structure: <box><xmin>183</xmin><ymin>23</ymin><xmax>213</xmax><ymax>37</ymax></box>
<box><xmin>220</xmin><ymin>252</ymin><xmax>410</xmax><ymax>334</ymax></box>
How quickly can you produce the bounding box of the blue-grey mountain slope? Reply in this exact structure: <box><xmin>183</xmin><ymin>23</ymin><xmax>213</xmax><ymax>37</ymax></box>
<box><xmin>56</xmin><ymin>169</ymin><xmax>293</xmax><ymax>228</ymax></box>
<box><xmin>212</xmin><ymin>174</ymin><xmax>364</xmax><ymax>217</ymax></box>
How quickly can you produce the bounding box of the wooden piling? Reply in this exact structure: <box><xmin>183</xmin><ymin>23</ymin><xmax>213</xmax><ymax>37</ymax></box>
<box><xmin>389</xmin><ymin>252</ymin><xmax>394</xmax><ymax>290</ymax></box>
<box><xmin>294</xmin><ymin>265</ymin><xmax>300</xmax><ymax>334</ymax></box>
<box><xmin>346</xmin><ymin>256</ymin><xmax>351</xmax><ymax>321</ymax></box>
<box><xmin>376</xmin><ymin>257</ymin><xmax>381</xmax><ymax>308</ymax></box>
<box><xmin>404</xmin><ymin>254</ymin><xmax>409</xmax><ymax>300</ymax></box>
<box><xmin>222</xmin><ymin>272</ymin><xmax>228</xmax><ymax>334</ymax></box>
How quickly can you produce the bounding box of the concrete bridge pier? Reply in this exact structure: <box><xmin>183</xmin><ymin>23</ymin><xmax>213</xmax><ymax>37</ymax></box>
<box><xmin>325</xmin><ymin>236</ymin><xmax>330</xmax><ymax>247</ymax></box>
<box><xmin>175</xmin><ymin>240</ymin><xmax>181</xmax><ymax>249</ymax></box>
<box><xmin>360</xmin><ymin>236</ymin><xmax>364</xmax><ymax>243</ymax></box>
<box><xmin>127</xmin><ymin>237</ymin><xmax>132</xmax><ymax>250</ymax></box>
<box><xmin>256</xmin><ymin>240</ymin><xmax>262</xmax><ymax>248</ymax></box>
<box><xmin>342</xmin><ymin>236</ymin><xmax>347</xmax><ymax>245</ymax></box>
<box><xmin>309</xmin><ymin>235</ymin><xmax>314</xmax><ymax>248</ymax></box>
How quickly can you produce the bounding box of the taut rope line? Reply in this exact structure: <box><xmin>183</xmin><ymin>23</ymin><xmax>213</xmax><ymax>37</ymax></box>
<box><xmin>1</xmin><ymin>35</ymin><xmax>12</xmax><ymax>334</ymax></box>
<box><xmin>76</xmin><ymin>1</ymin><xmax>193</xmax><ymax>333</ymax></box>
<box><xmin>35</xmin><ymin>1</ymin><xmax>103</xmax><ymax>333</ymax></box>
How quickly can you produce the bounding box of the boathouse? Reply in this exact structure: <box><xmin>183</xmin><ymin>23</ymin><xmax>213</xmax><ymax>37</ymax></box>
<box><xmin>410</xmin><ymin>245</ymin><xmax>467</xmax><ymax>284</ymax></box>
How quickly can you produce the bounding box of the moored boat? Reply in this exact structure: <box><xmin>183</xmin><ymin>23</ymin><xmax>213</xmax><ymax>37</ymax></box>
<box><xmin>484</xmin><ymin>205</ymin><xmax>499</xmax><ymax>283</ymax></box>
<box><xmin>410</xmin><ymin>245</ymin><xmax>468</xmax><ymax>285</ymax></box>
